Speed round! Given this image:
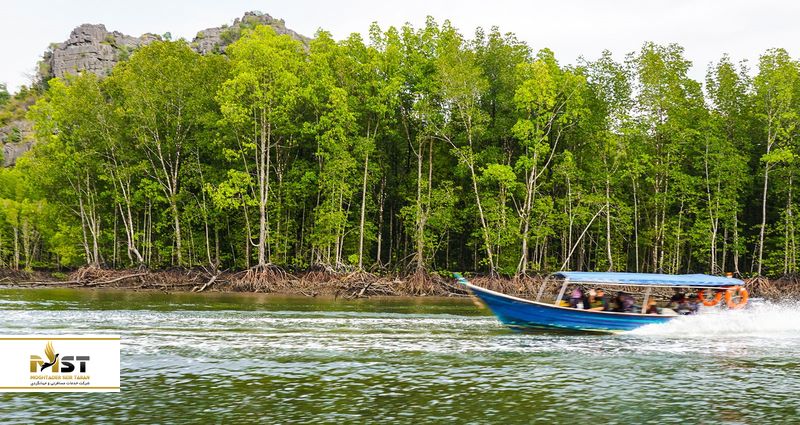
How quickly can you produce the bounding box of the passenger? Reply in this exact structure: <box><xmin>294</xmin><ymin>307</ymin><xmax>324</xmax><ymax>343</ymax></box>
<box><xmin>675</xmin><ymin>296</ymin><xmax>699</xmax><ymax>315</ymax></box>
<box><xmin>645</xmin><ymin>299</ymin><xmax>660</xmax><ymax>315</ymax></box>
<box><xmin>613</xmin><ymin>292</ymin><xmax>623</xmax><ymax>311</ymax></box>
<box><xmin>582</xmin><ymin>290</ymin><xmax>592</xmax><ymax>310</ymax></box>
<box><xmin>686</xmin><ymin>294</ymin><xmax>700</xmax><ymax>315</ymax></box>
<box><xmin>614</xmin><ymin>292</ymin><xmax>635</xmax><ymax>313</ymax></box>
<box><xmin>583</xmin><ymin>289</ymin><xmax>597</xmax><ymax>310</ymax></box>
<box><xmin>569</xmin><ymin>287</ymin><xmax>585</xmax><ymax>309</ymax></box>
<box><xmin>589</xmin><ymin>288</ymin><xmax>610</xmax><ymax>311</ymax></box>
<box><xmin>622</xmin><ymin>293</ymin><xmax>635</xmax><ymax>312</ymax></box>
<box><xmin>669</xmin><ymin>289</ymin><xmax>686</xmax><ymax>309</ymax></box>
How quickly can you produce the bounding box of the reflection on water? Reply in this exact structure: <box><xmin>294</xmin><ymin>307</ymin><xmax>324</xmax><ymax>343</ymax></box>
<box><xmin>0</xmin><ymin>288</ymin><xmax>799</xmax><ymax>424</ymax></box>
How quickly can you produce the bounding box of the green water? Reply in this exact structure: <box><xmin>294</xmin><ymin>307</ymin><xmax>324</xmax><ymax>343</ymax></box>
<box><xmin>1</xmin><ymin>288</ymin><xmax>799</xmax><ymax>424</ymax></box>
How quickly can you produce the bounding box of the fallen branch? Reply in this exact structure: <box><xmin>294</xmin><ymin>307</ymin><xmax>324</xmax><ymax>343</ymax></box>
<box><xmin>83</xmin><ymin>272</ymin><xmax>149</xmax><ymax>287</ymax></box>
<box><xmin>192</xmin><ymin>273</ymin><xmax>220</xmax><ymax>292</ymax></box>
<box><xmin>357</xmin><ymin>281</ymin><xmax>373</xmax><ymax>297</ymax></box>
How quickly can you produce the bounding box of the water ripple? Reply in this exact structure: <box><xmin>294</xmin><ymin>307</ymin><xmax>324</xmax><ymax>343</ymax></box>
<box><xmin>0</xmin><ymin>290</ymin><xmax>799</xmax><ymax>423</ymax></box>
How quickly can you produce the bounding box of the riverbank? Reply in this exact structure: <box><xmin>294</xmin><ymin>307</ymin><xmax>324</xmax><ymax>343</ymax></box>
<box><xmin>1</xmin><ymin>267</ymin><xmax>797</xmax><ymax>300</ymax></box>
<box><xmin>0</xmin><ymin>267</ymin><xmax>470</xmax><ymax>298</ymax></box>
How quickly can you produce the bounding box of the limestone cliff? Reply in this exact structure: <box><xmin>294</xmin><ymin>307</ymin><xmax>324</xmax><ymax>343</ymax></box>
<box><xmin>2</xmin><ymin>11</ymin><xmax>308</xmax><ymax>167</ymax></box>
<box><xmin>40</xmin><ymin>11</ymin><xmax>308</xmax><ymax>81</ymax></box>
<box><xmin>192</xmin><ymin>11</ymin><xmax>309</xmax><ymax>55</ymax></box>
<box><xmin>42</xmin><ymin>24</ymin><xmax>160</xmax><ymax>80</ymax></box>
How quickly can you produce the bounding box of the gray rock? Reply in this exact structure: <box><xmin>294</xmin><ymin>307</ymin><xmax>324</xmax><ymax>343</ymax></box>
<box><xmin>2</xmin><ymin>141</ymin><xmax>33</xmax><ymax>167</ymax></box>
<box><xmin>43</xmin><ymin>24</ymin><xmax>160</xmax><ymax>80</ymax></box>
<box><xmin>0</xmin><ymin>120</ymin><xmax>33</xmax><ymax>166</ymax></box>
<box><xmin>8</xmin><ymin>11</ymin><xmax>310</xmax><ymax>169</ymax></box>
<box><xmin>42</xmin><ymin>11</ymin><xmax>308</xmax><ymax>81</ymax></box>
<box><xmin>192</xmin><ymin>11</ymin><xmax>309</xmax><ymax>55</ymax></box>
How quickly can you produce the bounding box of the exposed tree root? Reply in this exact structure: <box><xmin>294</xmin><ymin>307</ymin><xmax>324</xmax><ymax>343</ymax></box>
<box><xmin>21</xmin><ymin>268</ymin><xmax>800</xmax><ymax>303</ymax></box>
<box><xmin>339</xmin><ymin>271</ymin><xmax>405</xmax><ymax>298</ymax></box>
<box><xmin>751</xmin><ymin>275</ymin><xmax>800</xmax><ymax>300</ymax></box>
<box><xmin>745</xmin><ymin>276</ymin><xmax>774</xmax><ymax>298</ymax></box>
<box><xmin>71</xmin><ymin>265</ymin><xmax>105</xmax><ymax>283</ymax></box>
<box><xmin>235</xmin><ymin>264</ymin><xmax>290</xmax><ymax>292</ymax></box>
<box><xmin>396</xmin><ymin>270</ymin><xmax>447</xmax><ymax>296</ymax></box>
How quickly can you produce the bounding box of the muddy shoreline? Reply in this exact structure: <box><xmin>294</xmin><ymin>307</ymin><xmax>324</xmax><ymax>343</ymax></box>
<box><xmin>0</xmin><ymin>268</ymin><xmax>795</xmax><ymax>300</ymax></box>
<box><xmin>0</xmin><ymin>267</ymin><xmax>470</xmax><ymax>298</ymax></box>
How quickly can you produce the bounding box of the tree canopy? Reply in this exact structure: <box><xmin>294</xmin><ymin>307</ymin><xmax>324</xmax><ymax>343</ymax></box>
<box><xmin>1</xmin><ymin>20</ymin><xmax>799</xmax><ymax>278</ymax></box>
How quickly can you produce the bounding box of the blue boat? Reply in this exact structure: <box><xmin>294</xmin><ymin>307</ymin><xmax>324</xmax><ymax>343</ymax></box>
<box><xmin>455</xmin><ymin>272</ymin><xmax>746</xmax><ymax>333</ymax></box>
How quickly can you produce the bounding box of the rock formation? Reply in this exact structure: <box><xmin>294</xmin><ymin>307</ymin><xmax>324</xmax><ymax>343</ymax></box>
<box><xmin>2</xmin><ymin>11</ymin><xmax>309</xmax><ymax>168</ymax></box>
<box><xmin>192</xmin><ymin>11</ymin><xmax>309</xmax><ymax>55</ymax></box>
<box><xmin>1</xmin><ymin>120</ymin><xmax>33</xmax><ymax>167</ymax></box>
<box><xmin>40</xmin><ymin>11</ymin><xmax>308</xmax><ymax>81</ymax></box>
<box><xmin>43</xmin><ymin>24</ymin><xmax>160</xmax><ymax>80</ymax></box>
<box><xmin>2</xmin><ymin>139</ymin><xmax>33</xmax><ymax>167</ymax></box>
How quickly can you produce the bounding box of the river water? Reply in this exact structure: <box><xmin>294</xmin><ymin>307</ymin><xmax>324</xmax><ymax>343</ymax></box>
<box><xmin>0</xmin><ymin>288</ymin><xmax>798</xmax><ymax>424</ymax></box>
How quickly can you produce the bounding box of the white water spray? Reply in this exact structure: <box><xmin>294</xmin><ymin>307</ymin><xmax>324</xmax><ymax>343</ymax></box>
<box><xmin>628</xmin><ymin>301</ymin><xmax>800</xmax><ymax>338</ymax></box>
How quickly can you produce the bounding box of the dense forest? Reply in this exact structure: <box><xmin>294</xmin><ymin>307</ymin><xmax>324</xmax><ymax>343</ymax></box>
<box><xmin>1</xmin><ymin>18</ymin><xmax>799</xmax><ymax>280</ymax></box>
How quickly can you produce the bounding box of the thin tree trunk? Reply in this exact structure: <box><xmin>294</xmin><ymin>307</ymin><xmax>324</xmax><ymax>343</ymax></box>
<box><xmin>561</xmin><ymin>205</ymin><xmax>606</xmax><ymax>270</ymax></box>
<box><xmin>605</xmin><ymin>176</ymin><xmax>613</xmax><ymax>271</ymax></box>
<box><xmin>467</xmin><ymin>161</ymin><xmax>495</xmax><ymax>273</ymax></box>
<box><xmin>758</xmin><ymin>163</ymin><xmax>770</xmax><ymax>276</ymax></box>
<box><xmin>632</xmin><ymin>175</ymin><xmax>640</xmax><ymax>272</ymax></box>
<box><xmin>170</xmin><ymin>199</ymin><xmax>182</xmax><ymax>266</ymax></box>
<box><xmin>785</xmin><ymin>172</ymin><xmax>794</xmax><ymax>274</ymax></box>
<box><xmin>414</xmin><ymin>138</ymin><xmax>426</xmax><ymax>273</ymax></box>
<box><xmin>375</xmin><ymin>177</ymin><xmax>385</xmax><ymax>267</ymax></box>
<box><xmin>357</xmin><ymin>152</ymin><xmax>369</xmax><ymax>270</ymax></box>
<box><xmin>13</xmin><ymin>226</ymin><xmax>20</xmax><ymax>271</ymax></box>
<box><xmin>257</xmin><ymin>114</ymin><xmax>269</xmax><ymax>267</ymax></box>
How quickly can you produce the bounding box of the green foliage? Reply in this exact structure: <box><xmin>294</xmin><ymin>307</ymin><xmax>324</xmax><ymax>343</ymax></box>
<box><xmin>0</xmin><ymin>83</ymin><xmax>9</xmax><ymax>106</ymax></box>
<box><xmin>4</xmin><ymin>18</ymin><xmax>800</xmax><ymax>277</ymax></box>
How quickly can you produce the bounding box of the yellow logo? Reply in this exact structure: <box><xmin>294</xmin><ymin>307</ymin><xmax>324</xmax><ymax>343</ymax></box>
<box><xmin>29</xmin><ymin>341</ymin><xmax>90</xmax><ymax>373</ymax></box>
<box><xmin>30</xmin><ymin>341</ymin><xmax>60</xmax><ymax>373</ymax></box>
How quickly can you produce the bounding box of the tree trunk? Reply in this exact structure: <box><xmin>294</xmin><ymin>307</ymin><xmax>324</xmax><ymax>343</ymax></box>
<box><xmin>257</xmin><ymin>114</ymin><xmax>269</xmax><ymax>267</ymax></box>
<box><xmin>758</xmin><ymin>164</ymin><xmax>770</xmax><ymax>276</ymax></box>
<box><xmin>605</xmin><ymin>176</ymin><xmax>613</xmax><ymax>271</ymax></box>
<box><xmin>632</xmin><ymin>176</ymin><xmax>640</xmax><ymax>272</ymax></box>
<box><xmin>466</xmin><ymin>159</ymin><xmax>495</xmax><ymax>273</ymax></box>
<box><xmin>414</xmin><ymin>139</ymin><xmax>426</xmax><ymax>273</ymax></box>
<box><xmin>375</xmin><ymin>177</ymin><xmax>385</xmax><ymax>267</ymax></box>
<box><xmin>517</xmin><ymin>154</ymin><xmax>539</xmax><ymax>275</ymax></box>
<box><xmin>13</xmin><ymin>226</ymin><xmax>20</xmax><ymax>271</ymax></box>
<box><xmin>357</xmin><ymin>152</ymin><xmax>369</xmax><ymax>270</ymax></box>
<box><xmin>170</xmin><ymin>197</ymin><xmax>182</xmax><ymax>266</ymax></box>
<box><xmin>733</xmin><ymin>213</ymin><xmax>740</xmax><ymax>274</ymax></box>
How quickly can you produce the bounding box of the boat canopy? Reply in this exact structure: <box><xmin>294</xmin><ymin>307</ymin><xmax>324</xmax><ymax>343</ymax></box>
<box><xmin>553</xmin><ymin>272</ymin><xmax>743</xmax><ymax>287</ymax></box>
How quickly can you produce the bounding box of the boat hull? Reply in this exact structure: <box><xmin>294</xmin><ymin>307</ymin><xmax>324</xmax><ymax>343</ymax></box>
<box><xmin>466</xmin><ymin>283</ymin><xmax>674</xmax><ymax>332</ymax></box>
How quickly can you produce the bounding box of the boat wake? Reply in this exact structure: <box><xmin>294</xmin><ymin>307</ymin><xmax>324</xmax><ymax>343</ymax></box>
<box><xmin>627</xmin><ymin>301</ymin><xmax>800</xmax><ymax>338</ymax></box>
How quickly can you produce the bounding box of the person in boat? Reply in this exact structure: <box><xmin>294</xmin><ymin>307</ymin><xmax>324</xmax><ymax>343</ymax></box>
<box><xmin>669</xmin><ymin>289</ymin><xmax>686</xmax><ymax>309</ymax></box>
<box><xmin>585</xmin><ymin>289</ymin><xmax>596</xmax><ymax>309</ymax></box>
<box><xmin>687</xmin><ymin>294</ymin><xmax>700</xmax><ymax>314</ymax></box>
<box><xmin>645</xmin><ymin>299</ymin><xmax>660</xmax><ymax>314</ymax></box>
<box><xmin>614</xmin><ymin>292</ymin><xmax>635</xmax><ymax>313</ymax></box>
<box><xmin>588</xmin><ymin>288</ymin><xmax>610</xmax><ymax>311</ymax></box>
<box><xmin>569</xmin><ymin>287</ymin><xmax>585</xmax><ymax>309</ymax></box>
<box><xmin>674</xmin><ymin>298</ymin><xmax>690</xmax><ymax>315</ymax></box>
<box><xmin>675</xmin><ymin>295</ymin><xmax>700</xmax><ymax>315</ymax></box>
